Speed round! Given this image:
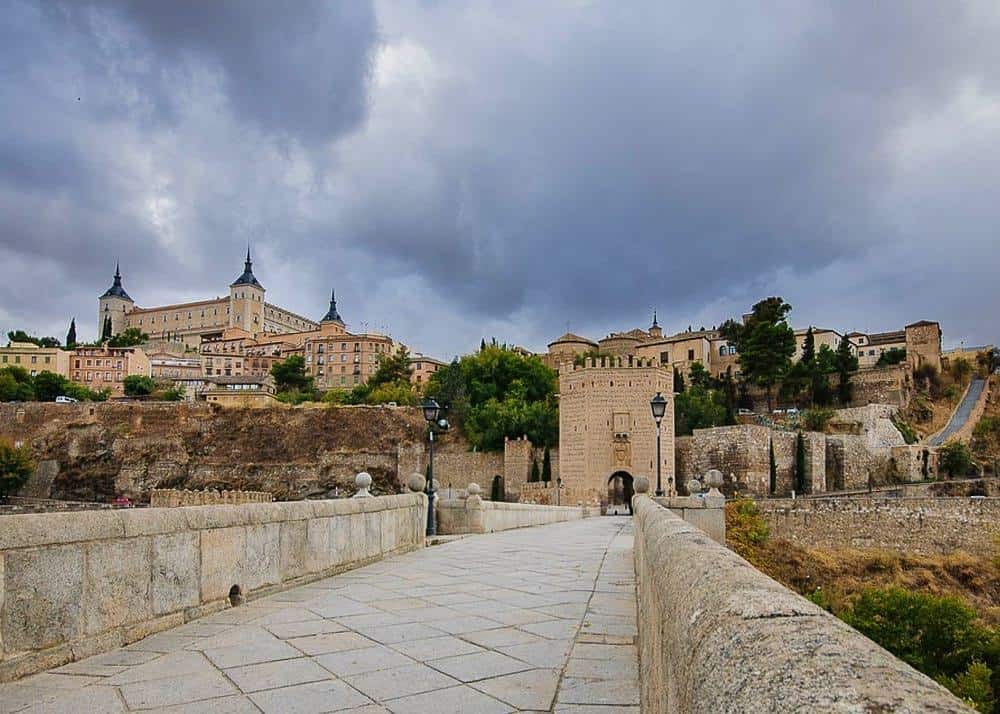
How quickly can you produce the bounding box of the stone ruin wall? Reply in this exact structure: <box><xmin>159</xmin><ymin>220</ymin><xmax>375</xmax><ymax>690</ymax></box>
<box><xmin>675</xmin><ymin>418</ymin><xmax>913</xmax><ymax>497</ymax></box>
<box><xmin>0</xmin><ymin>402</ymin><xmax>558</xmax><ymax>506</ymax></box>
<box><xmin>757</xmin><ymin>496</ymin><xmax>1000</xmax><ymax>558</ymax></box>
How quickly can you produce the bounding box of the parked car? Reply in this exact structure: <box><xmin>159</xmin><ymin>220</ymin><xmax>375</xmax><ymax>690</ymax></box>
<box><xmin>55</xmin><ymin>395</ymin><xmax>78</xmax><ymax>403</ymax></box>
<box><xmin>785</xmin><ymin>407</ymin><xmax>800</xmax><ymax>415</ymax></box>
<box><xmin>737</xmin><ymin>408</ymin><xmax>753</xmax><ymax>416</ymax></box>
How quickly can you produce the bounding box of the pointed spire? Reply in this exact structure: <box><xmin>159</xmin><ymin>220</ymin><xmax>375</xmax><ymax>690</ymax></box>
<box><xmin>101</xmin><ymin>262</ymin><xmax>132</xmax><ymax>301</ymax></box>
<box><xmin>320</xmin><ymin>287</ymin><xmax>344</xmax><ymax>324</ymax></box>
<box><xmin>231</xmin><ymin>246</ymin><xmax>263</xmax><ymax>289</ymax></box>
<box><xmin>652</xmin><ymin>309</ymin><xmax>659</xmax><ymax>328</ymax></box>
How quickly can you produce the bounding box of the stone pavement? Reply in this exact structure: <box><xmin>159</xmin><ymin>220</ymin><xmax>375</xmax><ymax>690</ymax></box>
<box><xmin>2</xmin><ymin>517</ymin><xmax>639</xmax><ymax>713</ymax></box>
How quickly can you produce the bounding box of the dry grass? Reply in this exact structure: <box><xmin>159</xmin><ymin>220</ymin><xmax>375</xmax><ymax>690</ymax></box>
<box><xmin>741</xmin><ymin>536</ymin><xmax>1000</xmax><ymax>625</ymax></box>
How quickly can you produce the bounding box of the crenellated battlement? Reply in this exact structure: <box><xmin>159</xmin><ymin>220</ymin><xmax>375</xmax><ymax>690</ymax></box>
<box><xmin>557</xmin><ymin>355</ymin><xmax>664</xmax><ymax>374</ymax></box>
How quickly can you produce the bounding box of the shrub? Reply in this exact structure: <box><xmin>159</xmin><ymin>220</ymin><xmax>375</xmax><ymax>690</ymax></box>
<box><xmin>322</xmin><ymin>389</ymin><xmax>350</xmax><ymax>405</ymax></box>
<box><xmin>160</xmin><ymin>386</ymin><xmax>184</xmax><ymax>401</ymax></box>
<box><xmin>950</xmin><ymin>357</ymin><xmax>973</xmax><ymax>383</ymax></box>
<box><xmin>0</xmin><ymin>440</ymin><xmax>34</xmax><ymax>502</ymax></box>
<box><xmin>973</xmin><ymin>416</ymin><xmax>1000</xmax><ymax>440</ymax></box>
<box><xmin>123</xmin><ymin>375</ymin><xmax>156</xmax><ymax>397</ymax></box>
<box><xmin>365</xmin><ymin>381</ymin><xmax>419</xmax><ymax>406</ymax></box>
<box><xmin>876</xmin><ymin>347</ymin><xmax>907</xmax><ymax>367</ymax></box>
<box><xmin>937</xmin><ymin>661</ymin><xmax>995</xmax><ymax>713</ymax></box>
<box><xmin>841</xmin><ymin>587</ymin><xmax>995</xmax><ymax>683</ymax></box>
<box><xmin>801</xmin><ymin>407</ymin><xmax>834</xmax><ymax>431</ymax></box>
<box><xmin>939</xmin><ymin>441</ymin><xmax>976</xmax><ymax>478</ymax></box>
<box><xmin>725</xmin><ymin>498</ymin><xmax>770</xmax><ymax>561</ymax></box>
<box><xmin>893</xmin><ymin>416</ymin><xmax>918</xmax><ymax>445</ymax></box>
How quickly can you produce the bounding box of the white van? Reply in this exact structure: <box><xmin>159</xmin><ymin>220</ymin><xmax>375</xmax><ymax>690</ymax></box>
<box><xmin>55</xmin><ymin>395</ymin><xmax>78</xmax><ymax>404</ymax></box>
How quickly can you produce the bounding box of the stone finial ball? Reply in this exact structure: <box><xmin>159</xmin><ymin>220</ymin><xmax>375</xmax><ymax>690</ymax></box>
<box><xmin>355</xmin><ymin>472</ymin><xmax>372</xmax><ymax>489</ymax></box>
<box><xmin>467</xmin><ymin>482</ymin><xmax>482</xmax><ymax>496</ymax></box>
<box><xmin>633</xmin><ymin>476</ymin><xmax>650</xmax><ymax>494</ymax></box>
<box><xmin>705</xmin><ymin>469</ymin><xmax>724</xmax><ymax>489</ymax></box>
<box><xmin>687</xmin><ymin>479</ymin><xmax>703</xmax><ymax>495</ymax></box>
<box><xmin>407</xmin><ymin>472</ymin><xmax>426</xmax><ymax>493</ymax></box>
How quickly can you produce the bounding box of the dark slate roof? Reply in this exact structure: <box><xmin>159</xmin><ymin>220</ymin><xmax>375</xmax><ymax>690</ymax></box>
<box><xmin>321</xmin><ymin>289</ymin><xmax>344</xmax><ymax>324</ymax></box>
<box><xmin>230</xmin><ymin>248</ymin><xmax>263</xmax><ymax>289</ymax></box>
<box><xmin>100</xmin><ymin>263</ymin><xmax>132</xmax><ymax>301</ymax></box>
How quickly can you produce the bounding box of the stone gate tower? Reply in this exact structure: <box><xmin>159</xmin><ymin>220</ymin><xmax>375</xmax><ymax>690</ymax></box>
<box><xmin>558</xmin><ymin>357</ymin><xmax>675</xmax><ymax>505</ymax></box>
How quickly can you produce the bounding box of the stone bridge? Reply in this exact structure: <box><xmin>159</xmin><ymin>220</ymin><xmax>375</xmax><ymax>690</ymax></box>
<box><xmin>0</xmin><ymin>486</ymin><xmax>969</xmax><ymax>712</ymax></box>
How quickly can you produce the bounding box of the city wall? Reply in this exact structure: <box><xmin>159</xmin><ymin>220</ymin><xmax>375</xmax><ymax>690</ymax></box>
<box><xmin>757</xmin><ymin>496</ymin><xmax>1000</xmax><ymax>557</ymax></box>
<box><xmin>0</xmin><ymin>493</ymin><xmax>425</xmax><ymax>682</ymax></box>
<box><xmin>632</xmin><ymin>496</ymin><xmax>967</xmax><ymax>713</ymax></box>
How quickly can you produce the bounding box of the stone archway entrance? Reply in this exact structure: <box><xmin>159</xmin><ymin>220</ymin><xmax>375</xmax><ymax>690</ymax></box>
<box><xmin>607</xmin><ymin>471</ymin><xmax>634</xmax><ymax>515</ymax></box>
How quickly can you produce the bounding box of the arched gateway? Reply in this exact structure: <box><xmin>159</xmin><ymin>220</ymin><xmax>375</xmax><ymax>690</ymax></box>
<box><xmin>607</xmin><ymin>471</ymin><xmax>634</xmax><ymax>515</ymax></box>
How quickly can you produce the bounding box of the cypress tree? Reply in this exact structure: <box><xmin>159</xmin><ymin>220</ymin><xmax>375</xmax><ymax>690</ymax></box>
<box><xmin>541</xmin><ymin>447</ymin><xmax>552</xmax><ymax>482</ymax></box>
<box><xmin>673</xmin><ymin>366</ymin><xmax>686</xmax><ymax>393</ymax></box>
<box><xmin>795</xmin><ymin>432</ymin><xmax>807</xmax><ymax>494</ymax></box>
<box><xmin>480</xmin><ymin>338</ymin><xmax>486</xmax><ymax>351</ymax></box>
<box><xmin>102</xmin><ymin>316</ymin><xmax>112</xmax><ymax>341</ymax></box>
<box><xmin>65</xmin><ymin>318</ymin><xmax>77</xmax><ymax>349</ymax></box>
<box><xmin>836</xmin><ymin>336</ymin><xmax>855</xmax><ymax>405</ymax></box>
<box><xmin>529</xmin><ymin>459</ymin><xmax>540</xmax><ymax>483</ymax></box>
<box><xmin>769</xmin><ymin>439</ymin><xmax>777</xmax><ymax>494</ymax></box>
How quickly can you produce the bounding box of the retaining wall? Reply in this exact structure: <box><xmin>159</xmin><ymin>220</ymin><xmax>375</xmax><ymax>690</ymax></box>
<box><xmin>436</xmin><ymin>498</ymin><xmax>598</xmax><ymax>534</ymax></box>
<box><xmin>758</xmin><ymin>496</ymin><xmax>1000</xmax><ymax>557</ymax></box>
<box><xmin>632</xmin><ymin>496</ymin><xmax>967</xmax><ymax>713</ymax></box>
<box><xmin>0</xmin><ymin>493</ymin><xmax>426</xmax><ymax>682</ymax></box>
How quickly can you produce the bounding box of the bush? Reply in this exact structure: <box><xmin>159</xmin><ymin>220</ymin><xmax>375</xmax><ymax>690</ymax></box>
<box><xmin>892</xmin><ymin>416</ymin><xmax>918</xmax><ymax>445</ymax></box>
<box><xmin>800</xmin><ymin>407</ymin><xmax>834</xmax><ymax>431</ymax></box>
<box><xmin>876</xmin><ymin>347</ymin><xmax>907</xmax><ymax>367</ymax></box>
<box><xmin>365</xmin><ymin>381</ymin><xmax>419</xmax><ymax>406</ymax></box>
<box><xmin>275</xmin><ymin>389</ymin><xmax>316</xmax><ymax>405</ymax></box>
<box><xmin>939</xmin><ymin>441</ymin><xmax>976</xmax><ymax>478</ymax></box>
<box><xmin>950</xmin><ymin>357</ymin><xmax>973</xmax><ymax>383</ymax></box>
<box><xmin>0</xmin><ymin>440</ymin><xmax>34</xmax><ymax>502</ymax></box>
<box><xmin>937</xmin><ymin>661</ymin><xmax>995</xmax><ymax>713</ymax></box>
<box><xmin>725</xmin><ymin>498</ymin><xmax>770</xmax><ymax>561</ymax></box>
<box><xmin>841</xmin><ymin>587</ymin><xmax>996</xmax><ymax>688</ymax></box>
<box><xmin>159</xmin><ymin>386</ymin><xmax>185</xmax><ymax>401</ymax></box>
<box><xmin>322</xmin><ymin>389</ymin><xmax>350</xmax><ymax>405</ymax></box>
<box><xmin>123</xmin><ymin>375</ymin><xmax>156</xmax><ymax>397</ymax></box>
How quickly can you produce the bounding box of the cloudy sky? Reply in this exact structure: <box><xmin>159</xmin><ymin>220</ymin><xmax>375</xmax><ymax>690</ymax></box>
<box><xmin>2</xmin><ymin>1</ymin><xmax>999</xmax><ymax>357</ymax></box>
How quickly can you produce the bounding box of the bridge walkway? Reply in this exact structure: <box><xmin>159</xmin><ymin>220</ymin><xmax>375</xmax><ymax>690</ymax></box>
<box><xmin>1</xmin><ymin>517</ymin><xmax>638</xmax><ymax>713</ymax></box>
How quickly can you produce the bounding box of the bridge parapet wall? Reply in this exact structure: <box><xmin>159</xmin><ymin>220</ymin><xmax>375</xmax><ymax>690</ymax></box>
<box><xmin>436</xmin><ymin>496</ymin><xmax>599</xmax><ymax>534</ymax></box>
<box><xmin>0</xmin><ymin>493</ymin><xmax>425</xmax><ymax>682</ymax></box>
<box><xmin>633</xmin><ymin>495</ymin><xmax>967</xmax><ymax>713</ymax></box>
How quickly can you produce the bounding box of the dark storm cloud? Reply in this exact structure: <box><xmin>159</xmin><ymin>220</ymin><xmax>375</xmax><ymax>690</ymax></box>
<box><xmin>1</xmin><ymin>0</ymin><xmax>998</xmax><ymax>353</ymax></box>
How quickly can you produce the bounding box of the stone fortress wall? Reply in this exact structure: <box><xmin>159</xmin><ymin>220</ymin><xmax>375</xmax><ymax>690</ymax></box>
<box><xmin>0</xmin><ymin>493</ymin><xmax>426</xmax><ymax>682</ymax></box>
<box><xmin>756</xmin><ymin>496</ymin><xmax>1000</xmax><ymax>558</ymax></box>
<box><xmin>675</xmin><ymin>404</ymin><xmax>936</xmax><ymax>496</ymax></box>
<box><xmin>632</xmin><ymin>495</ymin><xmax>967</xmax><ymax>713</ymax></box>
<box><xmin>149</xmin><ymin>488</ymin><xmax>273</xmax><ymax>507</ymax></box>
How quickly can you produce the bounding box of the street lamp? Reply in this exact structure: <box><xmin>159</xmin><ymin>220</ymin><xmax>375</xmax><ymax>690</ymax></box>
<box><xmin>421</xmin><ymin>398</ymin><xmax>447</xmax><ymax>536</ymax></box>
<box><xmin>650</xmin><ymin>392</ymin><xmax>667</xmax><ymax>497</ymax></box>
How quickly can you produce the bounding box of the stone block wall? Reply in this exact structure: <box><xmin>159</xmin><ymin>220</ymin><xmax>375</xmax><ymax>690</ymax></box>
<box><xmin>436</xmin><ymin>498</ymin><xmax>598</xmax><ymax>535</ymax></box>
<box><xmin>0</xmin><ymin>493</ymin><xmax>425</xmax><ymax>682</ymax></box>
<box><xmin>757</xmin><ymin>496</ymin><xmax>1000</xmax><ymax>557</ymax></box>
<box><xmin>849</xmin><ymin>365</ymin><xmax>912</xmax><ymax>407</ymax></box>
<box><xmin>632</xmin><ymin>496</ymin><xmax>967</xmax><ymax>713</ymax></box>
<box><xmin>149</xmin><ymin>488</ymin><xmax>273</xmax><ymax>507</ymax></box>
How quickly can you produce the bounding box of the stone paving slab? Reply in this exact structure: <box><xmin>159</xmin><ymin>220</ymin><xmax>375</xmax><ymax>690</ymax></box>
<box><xmin>2</xmin><ymin>517</ymin><xmax>637</xmax><ymax>713</ymax></box>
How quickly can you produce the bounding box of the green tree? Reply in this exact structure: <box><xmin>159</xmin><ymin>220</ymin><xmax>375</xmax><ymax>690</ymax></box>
<box><xmin>6</xmin><ymin>330</ymin><xmax>59</xmax><ymax>348</ymax></box>
<box><xmin>976</xmin><ymin>348</ymin><xmax>999</xmax><ymax>378</ymax></box>
<box><xmin>0</xmin><ymin>440</ymin><xmax>34</xmax><ymax>502</ymax></box>
<box><xmin>769</xmin><ymin>439</ymin><xmax>777</xmax><ymax>494</ymax></box>
<box><xmin>939</xmin><ymin>441</ymin><xmax>975</xmax><ymax>477</ymax></box>
<box><xmin>950</xmin><ymin>357</ymin><xmax>973</xmax><ymax>383</ymax></box>
<box><xmin>675</xmin><ymin>384</ymin><xmax>728</xmax><ymax>436</ymax></box>
<box><xmin>673</xmin><ymin>366</ymin><xmax>685</xmax><ymax>393</ymax></box>
<box><xmin>721</xmin><ymin>297</ymin><xmax>796</xmax><ymax>411</ymax></box>
<box><xmin>0</xmin><ymin>366</ymin><xmax>35</xmax><ymax>401</ymax></box>
<box><xmin>368</xmin><ymin>347</ymin><xmax>413</xmax><ymax>389</ymax></box>
<box><xmin>107</xmin><ymin>327</ymin><xmax>149</xmax><ymax>348</ymax></box>
<box><xmin>795</xmin><ymin>432</ymin><xmax>806</xmax><ymax>494</ymax></box>
<box><xmin>529</xmin><ymin>459</ymin><xmax>540</xmax><ymax>483</ymax></box>
<box><xmin>688</xmin><ymin>361</ymin><xmax>711</xmax><ymax>390</ymax></box>
<box><xmin>876</xmin><ymin>347</ymin><xmax>907</xmax><ymax>367</ymax></box>
<box><xmin>271</xmin><ymin>355</ymin><xmax>314</xmax><ymax>393</ymax></box>
<box><xmin>32</xmin><ymin>371</ymin><xmax>71</xmax><ymax>401</ymax></box>
<box><xmin>836</xmin><ymin>336</ymin><xmax>858</xmax><ymax>405</ymax></box>
<box><xmin>65</xmin><ymin>318</ymin><xmax>77</xmax><ymax>350</ymax></box>
<box><xmin>123</xmin><ymin>375</ymin><xmax>156</xmax><ymax>396</ymax></box>
<box><xmin>542</xmin><ymin>446</ymin><xmax>552</xmax><ymax>482</ymax></box>
<box><xmin>101</xmin><ymin>316</ymin><xmax>112</xmax><ymax>341</ymax></box>
<box><xmin>160</xmin><ymin>386</ymin><xmax>184</xmax><ymax>401</ymax></box>
<box><xmin>427</xmin><ymin>345</ymin><xmax>558</xmax><ymax>450</ymax></box>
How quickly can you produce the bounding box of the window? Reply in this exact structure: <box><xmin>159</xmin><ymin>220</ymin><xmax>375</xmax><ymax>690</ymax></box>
<box><xmin>31</xmin><ymin>356</ymin><xmax>37</xmax><ymax>364</ymax></box>
<box><xmin>719</xmin><ymin>346</ymin><xmax>726</xmax><ymax>356</ymax></box>
<box><xmin>687</xmin><ymin>349</ymin><xmax>695</xmax><ymax>361</ymax></box>
<box><xmin>44</xmin><ymin>356</ymin><xmax>50</xmax><ymax>364</ymax></box>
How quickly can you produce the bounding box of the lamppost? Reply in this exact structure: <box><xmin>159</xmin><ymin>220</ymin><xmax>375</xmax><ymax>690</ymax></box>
<box><xmin>421</xmin><ymin>398</ymin><xmax>449</xmax><ymax>536</ymax></box>
<box><xmin>650</xmin><ymin>392</ymin><xmax>667</xmax><ymax>497</ymax></box>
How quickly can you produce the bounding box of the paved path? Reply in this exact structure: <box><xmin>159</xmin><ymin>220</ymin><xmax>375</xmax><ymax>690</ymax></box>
<box><xmin>2</xmin><ymin>518</ymin><xmax>638</xmax><ymax>713</ymax></box>
<box><xmin>930</xmin><ymin>378</ymin><xmax>986</xmax><ymax>446</ymax></box>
